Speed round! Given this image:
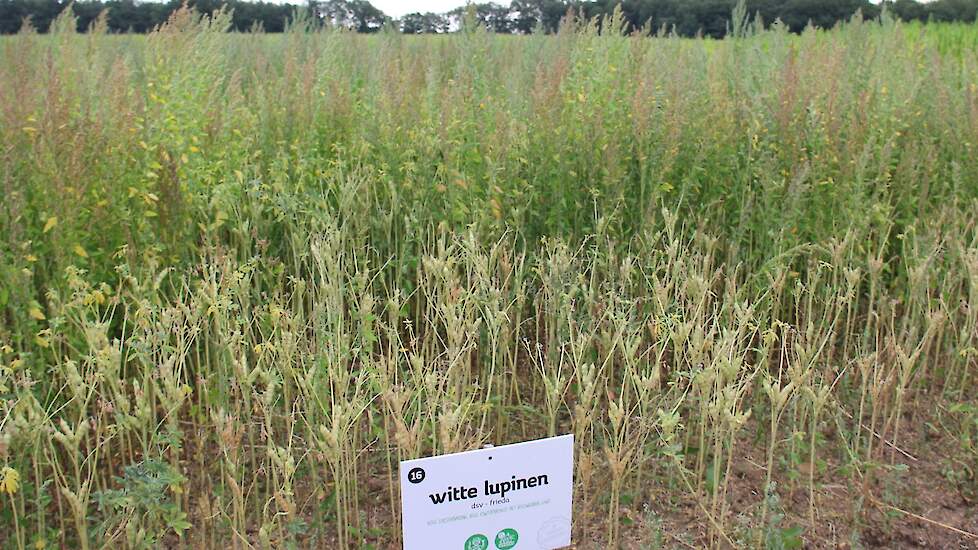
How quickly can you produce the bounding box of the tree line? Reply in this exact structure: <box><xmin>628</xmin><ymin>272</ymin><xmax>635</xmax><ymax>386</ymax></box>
<box><xmin>2</xmin><ymin>0</ymin><xmax>977</xmax><ymax>36</ymax></box>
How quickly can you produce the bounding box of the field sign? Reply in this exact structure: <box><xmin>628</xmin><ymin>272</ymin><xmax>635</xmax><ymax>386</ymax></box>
<box><xmin>400</xmin><ymin>434</ymin><xmax>574</xmax><ymax>550</ymax></box>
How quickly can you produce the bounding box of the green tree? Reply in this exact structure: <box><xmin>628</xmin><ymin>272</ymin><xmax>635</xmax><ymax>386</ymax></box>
<box><xmin>400</xmin><ymin>11</ymin><xmax>448</xmax><ymax>33</ymax></box>
<box><xmin>317</xmin><ymin>0</ymin><xmax>387</xmax><ymax>32</ymax></box>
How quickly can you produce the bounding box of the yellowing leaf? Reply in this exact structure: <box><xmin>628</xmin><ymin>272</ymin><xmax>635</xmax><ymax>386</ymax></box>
<box><xmin>0</xmin><ymin>466</ymin><xmax>19</xmax><ymax>495</ymax></box>
<box><xmin>43</xmin><ymin>216</ymin><xmax>58</xmax><ymax>233</ymax></box>
<box><xmin>73</xmin><ymin>245</ymin><xmax>88</xmax><ymax>258</ymax></box>
<box><xmin>35</xmin><ymin>333</ymin><xmax>50</xmax><ymax>348</ymax></box>
<box><xmin>82</xmin><ymin>290</ymin><xmax>106</xmax><ymax>307</ymax></box>
<box><xmin>29</xmin><ymin>307</ymin><xmax>45</xmax><ymax>321</ymax></box>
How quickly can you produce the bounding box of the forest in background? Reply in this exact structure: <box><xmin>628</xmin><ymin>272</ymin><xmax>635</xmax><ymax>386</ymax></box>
<box><xmin>1</xmin><ymin>0</ymin><xmax>978</xmax><ymax>35</ymax></box>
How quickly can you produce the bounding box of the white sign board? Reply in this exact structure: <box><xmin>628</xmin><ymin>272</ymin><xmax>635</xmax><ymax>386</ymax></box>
<box><xmin>400</xmin><ymin>434</ymin><xmax>574</xmax><ymax>550</ymax></box>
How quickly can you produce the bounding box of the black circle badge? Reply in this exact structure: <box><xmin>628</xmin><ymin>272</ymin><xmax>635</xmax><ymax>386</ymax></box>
<box><xmin>407</xmin><ymin>467</ymin><xmax>426</xmax><ymax>484</ymax></box>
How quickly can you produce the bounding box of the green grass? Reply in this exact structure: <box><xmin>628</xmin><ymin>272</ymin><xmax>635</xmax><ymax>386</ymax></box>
<box><xmin>1</xmin><ymin>7</ymin><xmax>978</xmax><ymax>549</ymax></box>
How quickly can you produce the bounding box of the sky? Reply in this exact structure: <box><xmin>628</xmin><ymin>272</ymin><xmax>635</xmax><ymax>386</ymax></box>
<box><xmin>370</xmin><ymin>1</ymin><xmax>470</xmax><ymax>18</ymax></box>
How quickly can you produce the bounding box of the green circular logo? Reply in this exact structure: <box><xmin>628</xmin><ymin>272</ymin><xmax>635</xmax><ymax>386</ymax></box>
<box><xmin>495</xmin><ymin>528</ymin><xmax>519</xmax><ymax>549</ymax></box>
<box><xmin>464</xmin><ymin>534</ymin><xmax>489</xmax><ymax>550</ymax></box>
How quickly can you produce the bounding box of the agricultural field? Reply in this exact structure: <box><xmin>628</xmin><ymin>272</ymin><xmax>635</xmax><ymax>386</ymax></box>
<box><xmin>2</xmin><ymin>7</ymin><xmax>978</xmax><ymax>549</ymax></box>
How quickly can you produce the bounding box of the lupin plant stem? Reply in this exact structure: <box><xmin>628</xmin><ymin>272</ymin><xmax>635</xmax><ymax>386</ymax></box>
<box><xmin>8</xmin><ymin>489</ymin><xmax>24</xmax><ymax>550</ymax></box>
<box><xmin>808</xmin><ymin>397</ymin><xmax>820</xmax><ymax>526</ymax></box>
